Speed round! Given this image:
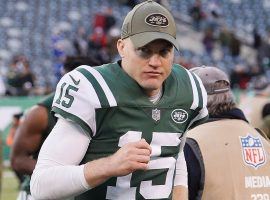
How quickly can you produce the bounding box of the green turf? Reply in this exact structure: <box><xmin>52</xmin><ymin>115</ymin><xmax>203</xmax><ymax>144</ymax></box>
<box><xmin>1</xmin><ymin>167</ymin><xmax>19</xmax><ymax>200</ymax></box>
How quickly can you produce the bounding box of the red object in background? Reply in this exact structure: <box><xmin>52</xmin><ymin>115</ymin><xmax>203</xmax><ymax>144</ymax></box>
<box><xmin>93</xmin><ymin>14</ymin><xmax>106</xmax><ymax>31</ymax></box>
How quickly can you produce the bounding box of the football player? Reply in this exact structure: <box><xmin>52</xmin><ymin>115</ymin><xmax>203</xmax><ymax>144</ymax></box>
<box><xmin>11</xmin><ymin>56</ymin><xmax>100</xmax><ymax>200</ymax></box>
<box><xmin>30</xmin><ymin>1</ymin><xmax>208</xmax><ymax>199</ymax></box>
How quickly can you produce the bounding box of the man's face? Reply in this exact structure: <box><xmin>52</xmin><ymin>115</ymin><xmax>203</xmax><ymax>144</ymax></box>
<box><xmin>118</xmin><ymin>38</ymin><xmax>174</xmax><ymax>97</ymax></box>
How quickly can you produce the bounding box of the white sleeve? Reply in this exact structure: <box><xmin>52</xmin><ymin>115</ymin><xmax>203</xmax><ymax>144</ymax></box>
<box><xmin>173</xmin><ymin>151</ymin><xmax>188</xmax><ymax>187</ymax></box>
<box><xmin>30</xmin><ymin>118</ymin><xmax>91</xmax><ymax>200</ymax></box>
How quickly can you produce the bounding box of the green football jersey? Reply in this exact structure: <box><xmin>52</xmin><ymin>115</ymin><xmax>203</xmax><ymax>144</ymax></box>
<box><xmin>52</xmin><ymin>62</ymin><xmax>208</xmax><ymax>200</ymax></box>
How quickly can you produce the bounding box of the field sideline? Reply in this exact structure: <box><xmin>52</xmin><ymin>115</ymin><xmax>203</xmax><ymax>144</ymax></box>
<box><xmin>1</xmin><ymin>167</ymin><xmax>19</xmax><ymax>200</ymax></box>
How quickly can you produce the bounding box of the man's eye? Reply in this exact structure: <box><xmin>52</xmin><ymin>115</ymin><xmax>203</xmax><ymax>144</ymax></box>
<box><xmin>140</xmin><ymin>47</ymin><xmax>151</xmax><ymax>54</ymax></box>
<box><xmin>137</xmin><ymin>47</ymin><xmax>152</xmax><ymax>58</ymax></box>
<box><xmin>160</xmin><ymin>49</ymin><xmax>171</xmax><ymax>57</ymax></box>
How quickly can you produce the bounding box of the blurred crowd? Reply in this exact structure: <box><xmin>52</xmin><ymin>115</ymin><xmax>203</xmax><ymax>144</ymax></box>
<box><xmin>0</xmin><ymin>0</ymin><xmax>270</xmax><ymax>97</ymax></box>
<box><xmin>186</xmin><ymin>0</ymin><xmax>270</xmax><ymax>90</ymax></box>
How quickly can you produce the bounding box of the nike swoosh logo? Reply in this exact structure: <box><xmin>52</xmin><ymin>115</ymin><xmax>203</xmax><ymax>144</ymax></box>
<box><xmin>69</xmin><ymin>74</ymin><xmax>80</xmax><ymax>85</ymax></box>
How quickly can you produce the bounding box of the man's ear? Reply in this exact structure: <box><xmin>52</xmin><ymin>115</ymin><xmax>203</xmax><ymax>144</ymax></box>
<box><xmin>117</xmin><ymin>39</ymin><xmax>125</xmax><ymax>58</ymax></box>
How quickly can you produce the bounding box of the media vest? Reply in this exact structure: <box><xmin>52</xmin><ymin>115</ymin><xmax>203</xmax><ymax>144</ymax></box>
<box><xmin>187</xmin><ymin>119</ymin><xmax>270</xmax><ymax>200</ymax></box>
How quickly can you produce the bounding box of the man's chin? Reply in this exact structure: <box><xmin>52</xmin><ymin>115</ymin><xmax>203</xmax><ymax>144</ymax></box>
<box><xmin>141</xmin><ymin>83</ymin><xmax>161</xmax><ymax>92</ymax></box>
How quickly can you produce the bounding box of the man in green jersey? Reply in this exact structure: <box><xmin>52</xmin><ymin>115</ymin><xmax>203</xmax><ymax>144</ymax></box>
<box><xmin>31</xmin><ymin>1</ymin><xmax>208</xmax><ymax>199</ymax></box>
<box><xmin>11</xmin><ymin>56</ymin><xmax>100</xmax><ymax>200</ymax></box>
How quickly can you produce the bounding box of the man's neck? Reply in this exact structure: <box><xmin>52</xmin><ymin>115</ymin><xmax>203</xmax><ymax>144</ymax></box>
<box><xmin>148</xmin><ymin>88</ymin><xmax>162</xmax><ymax>104</ymax></box>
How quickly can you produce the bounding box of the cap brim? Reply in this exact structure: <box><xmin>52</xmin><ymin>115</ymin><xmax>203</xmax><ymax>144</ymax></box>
<box><xmin>129</xmin><ymin>32</ymin><xmax>179</xmax><ymax>51</ymax></box>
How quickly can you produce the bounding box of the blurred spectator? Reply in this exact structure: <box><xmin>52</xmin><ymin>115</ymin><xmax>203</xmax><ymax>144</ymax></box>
<box><xmin>253</xmin><ymin>28</ymin><xmax>262</xmax><ymax>50</ymax></box>
<box><xmin>88</xmin><ymin>27</ymin><xmax>110</xmax><ymax>63</ymax></box>
<box><xmin>257</xmin><ymin>29</ymin><xmax>270</xmax><ymax>70</ymax></box>
<box><xmin>107</xmin><ymin>26</ymin><xmax>121</xmax><ymax>61</ymax></box>
<box><xmin>6</xmin><ymin>112</ymin><xmax>25</xmax><ymax>187</ymax></box>
<box><xmin>88</xmin><ymin>27</ymin><xmax>107</xmax><ymax>50</ymax></box>
<box><xmin>218</xmin><ymin>25</ymin><xmax>231</xmax><ymax>56</ymax></box>
<box><xmin>189</xmin><ymin>0</ymin><xmax>205</xmax><ymax>31</ymax></box>
<box><xmin>6</xmin><ymin>55</ymin><xmax>35</xmax><ymax>96</ymax></box>
<box><xmin>230</xmin><ymin>64</ymin><xmax>250</xmax><ymax>89</ymax></box>
<box><xmin>104</xmin><ymin>8</ymin><xmax>116</xmax><ymax>33</ymax></box>
<box><xmin>0</xmin><ymin>73</ymin><xmax>6</xmax><ymax>96</ymax></box>
<box><xmin>239</xmin><ymin>75</ymin><xmax>270</xmax><ymax>129</ymax></box>
<box><xmin>51</xmin><ymin>28</ymin><xmax>67</xmax><ymax>82</ymax></box>
<box><xmin>229</xmin><ymin>32</ymin><xmax>241</xmax><ymax>58</ymax></box>
<box><xmin>6</xmin><ymin>112</ymin><xmax>23</xmax><ymax>147</ymax></box>
<box><xmin>73</xmin><ymin>27</ymin><xmax>88</xmax><ymax>56</ymax></box>
<box><xmin>260</xmin><ymin>102</ymin><xmax>270</xmax><ymax>140</ymax></box>
<box><xmin>204</xmin><ymin>1</ymin><xmax>222</xmax><ymax>34</ymax></box>
<box><xmin>93</xmin><ymin>11</ymin><xmax>106</xmax><ymax>31</ymax></box>
<box><xmin>202</xmin><ymin>28</ymin><xmax>215</xmax><ymax>56</ymax></box>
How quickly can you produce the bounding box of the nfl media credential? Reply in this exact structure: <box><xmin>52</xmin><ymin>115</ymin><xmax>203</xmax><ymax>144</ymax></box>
<box><xmin>245</xmin><ymin>176</ymin><xmax>270</xmax><ymax>188</ymax></box>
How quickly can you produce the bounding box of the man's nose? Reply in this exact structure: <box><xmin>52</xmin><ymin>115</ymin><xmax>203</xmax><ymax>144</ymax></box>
<box><xmin>149</xmin><ymin>54</ymin><xmax>162</xmax><ymax>67</ymax></box>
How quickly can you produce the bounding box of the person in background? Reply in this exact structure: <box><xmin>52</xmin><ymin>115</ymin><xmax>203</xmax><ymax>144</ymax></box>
<box><xmin>0</xmin><ymin>72</ymin><xmax>6</xmax><ymax>96</ymax></box>
<box><xmin>259</xmin><ymin>102</ymin><xmax>270</xmax><ymax>140</ymax></box>
<box><xmin>184</xmin><ymin>66</ymin><xmax>270</xmax><ymax>200</ymax></box>
<box><xmin>6</xmin><ymin>112</ymin><xmax>25</xmax><ymax>188</ymax></box>
<box><xmin>6</xmin><ymin>55</ymin><xmax>35</xmax><ymax>96</ymax></box>
<box><xmin>30</xmin><ymin>1</ymin><xmax>208</xmax><ymax>199</ymax></box>
<box><xmin>238</xmin><ymin>75</ymin><xmax>270</xmax><ymax>129</ymax></box>
<box><xmin>11</xmin><ymin>56</ymin><xmax>101</xmax><ymax>200</ymax></box>
<box><xmin>73</xmin><ymin>27</ymin><xmax>88</xmax><ymax>56</ymax></box>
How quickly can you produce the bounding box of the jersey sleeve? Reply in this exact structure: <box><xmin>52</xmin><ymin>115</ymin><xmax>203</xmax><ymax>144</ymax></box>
<box><xmin>192</xmin><ymin>73</ymin><xmax>209</xmax><ymax>125</ymax></box>
<box><xmin>185</xmin><ymin>69</ymin><xmax>209</xmax><ymax>129</ymax></box>
<box><xmin>52</xmin><ymin>67</ymin><xmax>100</xmax><ymax>137</ymax></box>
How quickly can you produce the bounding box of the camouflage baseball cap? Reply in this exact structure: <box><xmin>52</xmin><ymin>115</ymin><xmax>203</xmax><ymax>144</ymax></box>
<box><xmin>190</xmin><ymin>66</ymin><xmax>230</xmax><ymax>95</ymax></box>
<box><xmin>121</xmin><ymin>0</ymin><xmax>179</xmax><ymax>50</ymax></box>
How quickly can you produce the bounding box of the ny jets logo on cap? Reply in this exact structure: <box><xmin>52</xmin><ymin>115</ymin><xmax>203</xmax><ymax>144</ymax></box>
<box><xmin>171</xmin><ymin>109</ymin><xmax>188</xmax><ymax>123</ymax></box>
<box><xmin>145</xmin><ymin>13</ymin><xmax>169</xmax><ymax>27</ymax></box>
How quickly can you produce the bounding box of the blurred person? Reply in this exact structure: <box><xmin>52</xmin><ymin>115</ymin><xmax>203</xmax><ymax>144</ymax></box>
<box><xmin>253</xmin><ymin>28</ymin><xmax>262</xmax><ymax>50</ymax></box>
<box><xmin>104</xmin><ymin>7</ymin><xmax>116</xmax><ymax>33</ymax></box>
<box><xmin>184</xmin><ymin>66</ymin><xmax>270</xmax><ymax>200</ymax></box>
<box><xmin>6</xmin><ymin>55</ymin><xmax>35</xmax><ymax>96</ymax></box>
<box><xmin>257</xmin><ymin>27</ymin><xmax>270</xmax><ymax>69</ymax></box>
<box><xmin>73</xmin><ymin>27</ymin><xmax>88</xmax><ymax>56</ymax></box>
<box><xmin>51</xmin><ymin>28</ymin><xmax>73</xmax><ymax>82</ymax></box>
<box><xmin>88</xmin><ymin>26</ymin><xmax>110</xmax><ymax>63</ymax></box>
<box><xmin>11</xmin><ymin>56</ymin><xmax>101</xmax><ymax>200</ymax></box>
<box><xmin>230</xmin><ymin>64</ymin><xmax>250</xmax><ymax>90</ymax></box>
<box><xmin>189</xmin><ymin>0</ymin><xmax>205</xmax><ymax>31</ymax></box>
<box><xmin>30</xmin><ymin>1</ymin><xmax>208</xmax><ymax>199</ymax></box>
<box><xmin>229</xmin><ymin>32</ymin><xmax>241</xmax><ymax>58</ymax></box>
<box><xmin>107</xmin><ymin>26</ymin><xmax>121</xmax><ymax>61</ymax></box>
<box><xmin>239</xmin><ymin>75</ymin><xmax>270</xmax><ymax>128</ymax></box>
<box><xmin>202</xmin><ymin>28</ymin><xmax>215</xmax><ymax>56</ymax></box>
<box><xmin>218</xmin><ymin>25</ymin><xmax>231</xmax><ymax>56</ymax></box>
<box><xmin>204</xmin><ymin>1</ymin><xmax>222</xmax><ymax>35</ymax></box>
<box><xmin>260</xmin><ymin>102</ymin><xmax>270</xmax><ymax>140</ymax></box>
<box><xmin>0</xmin><ymin>72</ymin><xmax>6</xmax><ymax>95</ymax></box>
<box><xmin>6</xmin><ymin>112</ymin><xmax>25</xmax><ymax>187</ymax></box>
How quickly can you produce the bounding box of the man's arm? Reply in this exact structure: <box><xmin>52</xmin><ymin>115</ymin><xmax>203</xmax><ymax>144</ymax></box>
<box><xmin>30</xmin><ymin>118</ymin><xmax>151</xmax><ymax>199</ymax></box>
<box><xmin>10</xmin><ymin>105</ymin><xmax>48</xmax><ymax>175</ymax></box>
<box><xmin>84</xmin><ymin>138</ymin><xmax>151</xmax><ymax>188</ymax></box>
<box><xmin>173</xmin><ymin>185</ymin><xmax>188</xmax><ymax>200</ymax></box>
<box><xmin>172</xmin><ymin>151</ymin><xmax>188</xmax><ymax>200</ymax></box>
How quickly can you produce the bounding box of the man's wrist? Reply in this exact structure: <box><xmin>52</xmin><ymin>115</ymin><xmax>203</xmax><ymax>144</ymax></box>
<box><xmin>84</xmin><ymin>157</ymin><xmax>112</xmax><ymax>188</ymax></box>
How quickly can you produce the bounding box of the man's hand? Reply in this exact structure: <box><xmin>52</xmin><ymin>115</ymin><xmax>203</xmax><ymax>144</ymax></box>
<box><xmin>84</xmin><ymin>139</ymin><xmax>151</xmax><ymax>188</ymax></box>
<box><xmin>108</xmin><ymin>139</ymin><xmax>152</xmax><ymax>176</ymax></box>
